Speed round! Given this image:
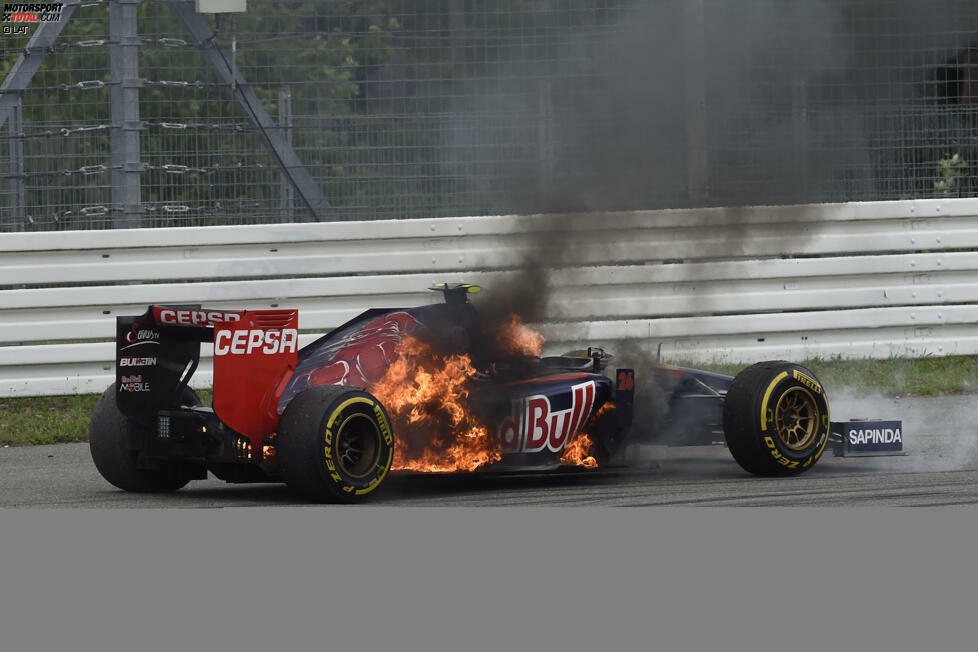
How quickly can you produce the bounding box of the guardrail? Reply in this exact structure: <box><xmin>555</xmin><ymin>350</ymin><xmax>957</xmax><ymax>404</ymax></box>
<box><xmin>2</xmin><ymin>198</ymin><xmax>977</xmax><ymax>397</ymax></box>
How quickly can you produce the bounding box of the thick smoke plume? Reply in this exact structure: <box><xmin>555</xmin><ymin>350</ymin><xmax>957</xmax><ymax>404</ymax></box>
<box><xmin>448</xmin><ymin>0</ymin><xmax>978</xmax><ymax>214</ymax></box>
<box><xmin>458</xmin><ymin>0</ymin><xmax>968</xmax><ymax>323</ymax></box>
<box><xmin>453</xmin><ymin>0</ymin><xmax>978</xmax><ymax>316</ymax></box>
<box><xmin>453</xmin><ymin>1</ymin><xmax>978</xmax><ymax>450</ymax></box>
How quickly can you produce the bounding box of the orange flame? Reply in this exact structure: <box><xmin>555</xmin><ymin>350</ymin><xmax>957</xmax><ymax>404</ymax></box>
<box><xmin>559</xmin><ymin>402</ymin><xmax>615</xmax><ymax>468</ymax></box>
<box><xmin>370</xmin><ymin>317</ymin><xmax>607</xmax><ymax>473</ymax></box>
<box><xmin>372</xmin><ymin>335</ymin><xmax>501</xmax><ymax>472</ymax></box>
<box><xmin>560</xmin><ymin>433</ymin><xmax>598</xmax><ymax>468</ymax></box>
<box><xmin>497</xmin><ymin>314</ymin><xmax>545</xmax><ymax>358</ymax></box>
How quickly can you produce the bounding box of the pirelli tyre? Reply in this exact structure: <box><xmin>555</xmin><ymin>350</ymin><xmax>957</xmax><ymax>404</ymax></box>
<box><xmin>90</xmin><ymin>383</ymin><xmax>202</xmax><ymax>493</ymax></box>
<box><xmin>722</xmin><ymin>361</ymin><xmax>830</xmax><ymax>477</ymax></box>
<box><xmin>277</xmin><ymin>386</ymin><xmax>395</xmax><ymax>503</ymax></box>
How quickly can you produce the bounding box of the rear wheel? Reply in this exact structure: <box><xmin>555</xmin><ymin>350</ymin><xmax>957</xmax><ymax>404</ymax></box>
<box><xmin>723</xmin><ymin>361</ymin><xmax>830</xmax><ymax>477</ymax></box>
<box><xmin>89</xmin><ymin>383</ymin><xmax>202</xmax><ymax>493</ymax></box>
<box><xmin>277</xmin><ymin>386</ymin><xmax>395</xmax><ymax>503</ymax></box>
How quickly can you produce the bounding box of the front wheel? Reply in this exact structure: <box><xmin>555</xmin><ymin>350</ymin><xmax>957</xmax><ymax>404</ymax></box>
<box><xmin>277</xmin><ymin>386</ymin><xmax>395</xmax><ymax>503</ymax></box>
<box><xmin>722</xmin><ymin>361</ymin><xmax>830</xmax><ymax>477</ymax></box>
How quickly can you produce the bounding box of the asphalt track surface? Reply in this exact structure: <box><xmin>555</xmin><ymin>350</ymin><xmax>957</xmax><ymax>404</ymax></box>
<box><xmin>3</xmin><ymin>395</ymin><xmax>977</xmax><ymax>507</ymax></box>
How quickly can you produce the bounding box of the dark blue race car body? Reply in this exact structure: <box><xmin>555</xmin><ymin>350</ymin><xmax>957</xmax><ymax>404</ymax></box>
<box><xmin>91</xmin><ymin>284</ymin><xmax>833</xmax><ymax>502</ymax></box>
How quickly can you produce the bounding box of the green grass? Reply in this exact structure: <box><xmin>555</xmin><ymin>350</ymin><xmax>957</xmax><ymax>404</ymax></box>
<box><xmin>686</xmin><ymin>355</ymin><xmax>978</xmax><ymax>397</ymax></box>
<box><xmin>2</xmin><ymin>357</ymin><xmax>977</xmax><ymax>448</ymax></box>
<box><xmin>0</xmin><ymin>394</ymin><xmax>101</xmax><ymax>447</ymax></box>
<box><xmin>0</xmin><ymin>389</ymin><xmax>213</xmax><ymax>448</ymax></box>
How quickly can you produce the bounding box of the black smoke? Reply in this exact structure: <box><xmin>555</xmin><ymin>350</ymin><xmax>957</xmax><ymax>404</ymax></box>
<box><xmin>443</xmin><ymin>0</ymin><xmax>978</xmax><ymax>215</ymax></box>
<box><xmin>449</xmin><ymin>1</ymin><xmax>978</xmax><ymax>448</ymax></box>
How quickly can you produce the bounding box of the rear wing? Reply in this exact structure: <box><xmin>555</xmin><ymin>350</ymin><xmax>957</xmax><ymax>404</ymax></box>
<box><xmin>115</xmin><ymin>306</ymin><xmax>298</xmax><ymax>442</ymax></box>
<box><xmin>211</xmin><ymin>309</ymin><xmax>298</xmax><ymax>441</ymax></box>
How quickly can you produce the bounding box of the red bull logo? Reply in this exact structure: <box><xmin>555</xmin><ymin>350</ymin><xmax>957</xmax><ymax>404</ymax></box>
<box><xmin>497</xmin><ymin>380</ymin><xmax>597</xmax><ymax>453</ymax></box>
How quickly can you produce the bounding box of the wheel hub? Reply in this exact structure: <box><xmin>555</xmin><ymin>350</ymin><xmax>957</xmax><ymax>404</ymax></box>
<box><xmin>774</xmin><ymin>386</ymin><xmax>819</xmax><ymax>451</ymax></box>
<box><xmin>335</xmin><ymin>413</ymin><xmax>382</xmax><ymax>479</ymax></box>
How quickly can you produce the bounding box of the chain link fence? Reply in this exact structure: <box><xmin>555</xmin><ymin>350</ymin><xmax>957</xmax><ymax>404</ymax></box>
<box><xmin>2</xmin><ymin>0</ymin><xmax>978</xmax><ymax>230</ymax></box>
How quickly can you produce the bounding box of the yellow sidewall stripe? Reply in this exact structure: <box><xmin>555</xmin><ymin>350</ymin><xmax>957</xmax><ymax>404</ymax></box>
<box><xmin>325</xmin><ymin>396</ymin><xmax>377</xmax><ymax>432</ymax></box>
<box><xmin>812</xmin><ymin>408</ymin><xmax>831</xmax><ymax>462</ymax></box>
<box><xmin>760</xmin><ymin>371</ymin><xmax>789</xmax><ymax>431</ymax></box>
<box><xmin>323</xmin><ymin>395</ymin><xmax>395</xmax><ymax>495</ymax></box>
<box><xmin>356</xmin><ymin>449</ymin><xmax>395</xmax><ymax>496</ymax></box>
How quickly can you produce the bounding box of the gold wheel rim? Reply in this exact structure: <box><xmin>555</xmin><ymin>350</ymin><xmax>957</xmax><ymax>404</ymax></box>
<box><xmin>335</xmin><ymin>413</ymin><xmax>382</xmax><ymax>479</ymax></box>
<box><xmin>774</xmin><ymin>386</ymin><xmax>820</xmax><ymax>451</ymax></box>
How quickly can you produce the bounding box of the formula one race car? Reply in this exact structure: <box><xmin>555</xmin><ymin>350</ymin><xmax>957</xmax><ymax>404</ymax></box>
<box><xmin>90</xmin><ymin>284</ymin><xmax>832</xmax><ymax>502</ymax></box>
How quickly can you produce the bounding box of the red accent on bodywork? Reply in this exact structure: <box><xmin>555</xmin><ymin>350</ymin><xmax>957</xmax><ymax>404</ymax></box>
<box><xmin>499</xmin><ymin>372</ymin><xmax>590</xmax><ymax>387</ymax></box>
<box><xmin>524</xmin><ymin>397</ymin><xmax>550</xmax><ymax>452</ymax></box>
<box><xmin>212</xmin><ymin>310</ymin><xmax>299</xmax><ymax>444</ymax></box>
<box><xmin>652</xmin><ymin>366</ymin><xmax>687</xmax><ymax>381</ymax></box>
<box><xmin>289</xmin><ymin>312</ymin><xmax>421</xmax><ymax>391</ymax></box>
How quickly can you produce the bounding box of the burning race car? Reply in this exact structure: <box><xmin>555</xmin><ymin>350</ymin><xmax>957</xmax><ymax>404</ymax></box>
<box><xmin>90</xmin><ymin>284</ymin><xmax>832</xmax><ymax>502</ymax></box>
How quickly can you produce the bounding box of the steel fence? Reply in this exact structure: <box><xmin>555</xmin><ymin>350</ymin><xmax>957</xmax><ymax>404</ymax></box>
<box><xmin>2</xmin><ymin>0</ymin><xmax>978</xmax><ymax>230</ymax></box>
